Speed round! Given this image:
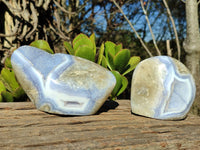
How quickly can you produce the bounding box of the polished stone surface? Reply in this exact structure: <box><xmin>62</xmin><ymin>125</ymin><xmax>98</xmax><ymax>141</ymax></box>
<box><xmin>131</xmin><ymin>56</ymin><xmax>196</xmax><ymax>120</ymax></box>
<box><xmin>11</xmin><ymin>46</ymin><xmax>116</xmax><ymax>115</ymax></box>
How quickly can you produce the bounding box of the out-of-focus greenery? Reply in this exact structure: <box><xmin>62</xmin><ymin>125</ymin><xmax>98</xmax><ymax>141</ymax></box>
<box><xmin>0</xmin><ymin>58</ymin><xmax>26</xmax><ymax>102</ymax></box>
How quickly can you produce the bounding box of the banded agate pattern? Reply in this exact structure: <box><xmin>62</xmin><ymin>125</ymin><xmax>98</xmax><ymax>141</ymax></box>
<box><xmin>131</xmin><ymin>56</ymin><xmax>196</xmax><ymax>120</ymax></box>
<box><xmin>11</xmin><ymin>46</ymin><xmax>116</xmax><ymax>115</ymax></box>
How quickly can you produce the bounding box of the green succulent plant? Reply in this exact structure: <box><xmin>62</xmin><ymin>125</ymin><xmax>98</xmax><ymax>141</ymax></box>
<box><xmin>103</xmin><ymin>41</ymin><xmax>141</xmax><ymax>100</ymax></box>
<box><xmin>64</xmin><ymin>33</ymin><xmax>100</xmax><ymax>62</ymax></box>
<box><xmin>30</xmin><ymin>40</ymin><xmax>54</xmax><ymax>54</ymax></box>
<box><xmin>0</xmin><ymin>81</ymin><xmax>6</xmax><ymax>102</ymax></box>
<box><xmin>0</xmin><ymin>58</ymin><xmax>26</xmax><ymax>102</ymax></box>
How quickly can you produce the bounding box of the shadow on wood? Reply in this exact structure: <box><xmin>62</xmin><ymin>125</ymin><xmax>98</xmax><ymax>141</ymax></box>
<box><xmin>96</xmin><ymin>100</ymin><xmax>119</xmax><ymax>115</ymax></box>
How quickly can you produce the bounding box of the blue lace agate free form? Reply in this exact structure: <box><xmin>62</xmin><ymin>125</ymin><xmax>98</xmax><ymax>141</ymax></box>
<box><xmin>11</xmin><ymin>46</ymin><xmax>116</xmax><ymax>115</ymax></box>
<box><xmin>131</xmin><ymin>56</ymin><xmax>196</xmax><ymax>120</ymax></box>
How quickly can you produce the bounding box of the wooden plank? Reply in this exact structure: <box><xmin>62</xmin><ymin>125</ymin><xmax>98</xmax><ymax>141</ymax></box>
<box><xmin>0</xmin><ymin>100</ymin><xmax>200</xmax><ymax>150</ymax></box>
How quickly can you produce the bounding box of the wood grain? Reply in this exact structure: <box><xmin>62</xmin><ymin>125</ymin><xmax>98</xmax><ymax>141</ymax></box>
<box><xmin>0</xmin><ymin>100</ymin><xmax>200</xmax><ymax>150</ymax></box>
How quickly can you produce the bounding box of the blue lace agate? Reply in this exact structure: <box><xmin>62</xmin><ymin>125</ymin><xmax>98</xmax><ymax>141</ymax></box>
<box><xmin>131</xmin><ymin>56</ymin><xmax>196</xmax><ymax>120</ymax></box>
<box><xmin>11</xmin><ymin>46</ymin><xmax>116</xmax><ymax>115</ymax></box>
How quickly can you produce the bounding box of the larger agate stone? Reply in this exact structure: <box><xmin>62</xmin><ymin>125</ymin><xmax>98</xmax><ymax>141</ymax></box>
<box><xmin>131</xmin><ymin>56</ymin><xmax>196</xmax><ymax>120</ymax></box>
<box><xmin>11</xmin><ymin>46</ymin><xmax>116</xmax><ymax>115</ymax></box>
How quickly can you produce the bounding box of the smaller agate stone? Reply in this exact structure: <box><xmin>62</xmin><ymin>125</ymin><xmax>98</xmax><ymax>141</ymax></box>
<box><xmin>131</xmin><ymin>56</ymin><xmax>196</xmax><ymax>120</ymax></box>
<box><xmin>11</xmin><ymin>46</ymin><xmax>116</xmax><ymax>115</ymax></box>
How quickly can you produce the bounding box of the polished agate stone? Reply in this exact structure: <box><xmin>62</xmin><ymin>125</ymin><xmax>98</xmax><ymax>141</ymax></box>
<box><xmin>131</xmin><ymin>56</ymin><xmax>196</xmax><ymax>120</ymax></box>
<box><xmin>11</xmin><ymin>46</ymin><xmax>116</xmax><ymax>115</ymax></box>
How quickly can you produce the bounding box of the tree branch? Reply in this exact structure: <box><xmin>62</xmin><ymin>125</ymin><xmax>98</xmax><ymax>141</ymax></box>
<box><xmin>53</xmin><ymin>0</ymin><xmax>77</xmax><ymax>15</ymax></box>
<box><xmin>166</xmin><ymin>40</ymin><xmax>172</xmax><ymax>57</ymax></box>
<box><xmin>0</xmin><ymin>19</ymin><xmax>19</xmax><ymax>37</ymax></box>
<box><xmin>163</xmin><ymin>0</ymin><xmax>181</xmax><ymax>60</ymax></box>
<box><xmin>35</xmin><ymin>0</ymin><xmax>43</xmax><ymax>7</ymax></box>
<box><xmin>140</xmin><ymin>0</ymin><xmax>161</xmax><ymax>56</ymax></box>
<box><xmin>54</xmin><ymin>10</ymin><xmax>70</xmax><ymax>40</ymax></box>
<box><xmin>43</xmin><ymin>0</ymin><xmax>51</xmax><ymax>10</ymax></box>
<box><xmin>2</xmin><ymin>0</ymin><xmax>22</xmax><ymax>14</ymax></box>
<box><xmin>26</xmin><ymin>3</ymin><xmax>38</xmax><ymax>39</ymax></box>
<box><xmin>112</xmin><ymin>0</ymin><xmax>153</xmax><ymax>57</ymax></box>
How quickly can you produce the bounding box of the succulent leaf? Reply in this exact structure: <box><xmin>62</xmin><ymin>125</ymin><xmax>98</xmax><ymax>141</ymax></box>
<box><xmin>123</xmin><ymin>56</ymin><xmax>141</xmax><ymax>76</ymax></box>
<box><xmin>2</xmin><ymin>91</ymin><xmax>14</xmax><ymax>102</ymax></box>
<box><xmin>105</xmin><ymin>41</ymin><xmax>116</xmax><ymax>57</ymax></box>
<box><xmin>113</xmin><ymin>49</ymin><xmax>130</xmax><ymax>73</ymax></box>
<box><xmin>73</xmin><ymin>34</ymin><xmax>93</xmax><ymax>50</ymax></box>
<box><xmin>111</xmin><ymin>70</ymin><xmax>122</xmax><ymax>98</ymax></box>
<box><xmin>101</xmin><ymin>55</ymin><xmax>108</xmax><ymax>68</ymax></box>
<box><xmin>90</xmin><ymin>33</ymin><xmax>96</xmax><ymax>54</ymax></box>
<box><xmin>63</xmin><ymin>41</ymin><xmax>75</xmax><ymax>55</ymax></box>
<box><xmin>0</xmin><ymin>95</ymin><xmax>2</xmax><ymax>102</ymax></box>
<box><xmin>0</xmin><ymin>81</ymin><xmax>6</xmax><ymax>102</ymax></box>
<box><xmin>115</xmin><ymin>44</ymin><xmax>123</xmax><ymax>54</ymax></box>
<box><xmin>75</xmin><ymin>45</ymin><xmax>95</xmax><ymax>62</ymax></box>
<box><xmin>30</xmin><ymin>40</ymin><xmax>54</xmax><ymax>54</ymax></box>
<box><xmin>0</xmin><ymin>68</ymin><xmax>20</xmax><ymax>92</ymax></box>
<box><xmin>0</xmin><ymin>80</ymin><xmax>6</xmax><ymax>92</ymax></box>
<box><xmin>12</xmin><ymin>87</ymin><xmax>25</xmax><ymax>99</ymax></box>
<box><xmin>107</xmin><ymin>51</ymin><xmax>115</xmax><ymax>70</ymax></box>
<box><xmin>97</xmin><ymin>43</ymin><xmax>104</xmax><ymax>65</ymax></box>
<box><xmin>72</xmin><ymin>33</ymin><xmax>88</xmax><ymax>45</ymax></box>
<box><xmin>5</xmin><ymin>57</ymin><xmax>12</xmax><ymax>69</ymax></box>
<box><xmin>116</xmin><ymin>76</ymin><xmax>128</xmax><ymax>96</ymax></box>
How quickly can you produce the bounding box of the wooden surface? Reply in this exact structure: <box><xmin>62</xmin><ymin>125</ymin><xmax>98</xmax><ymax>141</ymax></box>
<box><xmin>0</xmin><ymin>100</ymin><xmax>200</xmax><ymax>150</ymax></box>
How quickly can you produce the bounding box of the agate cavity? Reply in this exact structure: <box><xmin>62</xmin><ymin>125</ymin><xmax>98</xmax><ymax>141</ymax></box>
<box><xmin>11</xmin><ymin>46</ymin><xmax>116</xmax><ymax>115</ymax></box>
<box><xmin>131</xmin><ymin>56</ymin><xmax>196</xmax><ymax>120</ymax></box>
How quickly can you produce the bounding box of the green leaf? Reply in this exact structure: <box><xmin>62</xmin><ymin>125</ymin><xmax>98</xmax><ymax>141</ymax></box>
<box><xmin>117</xmin><ymin>76</ymin><xmax>128</xmax><ymax>96</ymax></box>
<box><xmin>30</xmin><ymin>40</ymin><xmax>54</xmax><ymax>54</ymax></box>
<box><xmin>90</xmin><ymin>33</ymin><xmax>96</xmax><ymax>54</ymax></box>
<box><xmin>111</xmin><ymin>70</ymin><xmax>122</xmax><ymax>98</ymax></box>
<box><xmin>73</xmin><ymin>33</ymin><xmax>88</xmax><ymax>45</ymax></box>
<box><xmin>115</xmin><ymin>44</ymin><xmax>123</xmax><ymax>54</ymax></box>
<box><xmin>101</xmin><ymin>55</ymin><xmax>108</xmax><ymax>68</ymax></box>
<box><xmin>107</xmin><ymin>51</ymin><xmax>115</xmax><ymax>70</ymax></box>
<box><xmin>0</xmin><ymin>81</ymin><xmax>6</xmax><ymax>102</ymax></box>
<box><xmin>5</xmin><ymin>57</ymin><xmax>12</xmax><ymax>69</ymax></box>
<box><xmin>0</xmin><ymin>80</ymin><xmax>6</xmax><ymax>92</ymax></box>
<box><xmin>75</xmin><ymin>45</ymin><xmax>95</xmax><ymax>62</ymax></box>
<box><xmin>63</xmin><ymin>41</ymin><xmax>75</xmax><ymax>55</ymax></box>
<box><xmin>97</xmin><ymin>43</ymin><xmax>104</xmax><ymax>65</ymax></box>
<box><xmin>105</xmin><ymin>41</ymin><xmax>116</xmax><ymax>57</ymax></box>
<box><xmin>104</xmin><ymin>41</ymin><xmax>116</xmax><ymax>70</ymax></box>
<box><xmin>123</xmin><ymin>56</ymin><xmax>141</xmax><ymax>76</ymax></box>
<box><xmin>2</xmin><ymin>91</ymin><xmax>14</xmax><ymax>102</ymax></box>
<box><xmin>0</xmin><ymin>95</ymin><xmax>2</xmax><ymax>102</ymax></box>
<box><xmin>0</xmin><ymin>68</ymin><xmax>19</xmax><ymax>92</ymax></box>
<box><xmin>73</xmin><ymin>34</ymin><xmax>93</xmax><ymax>50</ymax></box>
<box><xmin>12</xmin><ymin>87</ymin><xmax>25</xmax><ymax>99</ymax></box>
<box><xmin>113</xmin><ymin>49</ymin><xmax>130</xmax><ymax>73</ymax></box>
<box><xmin>90</xmin><ymin>33</ymin><xmax>95</xmax><ymax>42</ymax></box>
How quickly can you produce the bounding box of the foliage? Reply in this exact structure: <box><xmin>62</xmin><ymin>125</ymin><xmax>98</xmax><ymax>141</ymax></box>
<box><xmin>103</xmin><ymin>41</ymin><xmax>141</xmax><ymax>99</ymax></box>
<box><xmin>64</xmin><ymin>33</ymin><xmax>96</xmax><ymax>62</ymax></box>
<box><xmin>0</xmin><ymin>40</ymin><xmax>54</xmax><ymax>102</ymax></box>
<box><xmin>0</xmin><ymin>58</ymin><xmax>26</xmax><ymax>102</ymax></box>
<box><xmin>30</xmin><ymin>40</ymin><xmax>54</xmax><ymax>54</ymax></box>
<box><xmin>64</xmin><ymin>33</ymin><xmax>140</xmax><ymax>100</ymax></box>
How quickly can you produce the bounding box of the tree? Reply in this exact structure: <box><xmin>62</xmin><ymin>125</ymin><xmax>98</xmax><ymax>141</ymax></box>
<box><xmin>183</xmin><ymin>0</ymin><xmax>200</xmax><ymax>115</ymax></box>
